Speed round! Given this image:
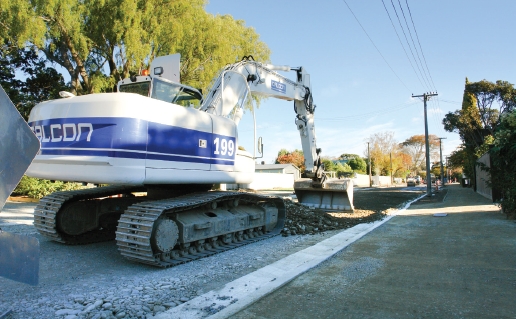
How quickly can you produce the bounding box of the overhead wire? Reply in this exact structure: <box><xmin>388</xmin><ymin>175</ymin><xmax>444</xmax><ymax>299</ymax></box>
<box><xmin>396</xmin><ymin>0</ymin><xmax>433</xmax><ymax>90</ymax></box>
<box><xmin>395</xmin><ymin>0</ymin><xmax>445</xmax><ymax>136</ymax></box>
<box><xmin>381</xmin><ymin>0</ymin><xmax>426</xmax><ymax>89</ymax></box>
<box><xmin>438</xmin><ymin>99</ymin><xmax>461</xmax><ymax>105</ymax></box>
<box><xmin>389</xmin><ymin>0</ymin><xmax>431</xmax><ymax>92</ymax></box>
<box><xmin>317</xmin><ymin>101</ymin><xmax>419</xmax><ymax>121</ymax></box>
<box><xmin>405</xmin><ymin>0</ymin><xmax>437</xmax><ymax>90</ymax></box>
<box><xmin>341</xmin><ymin>0</ymin><xmax>413</xmax><ymax>93</ymax></box>
<box><xmin>342</xmin><ymin>0</ymin><xmax>446</xmax><ymax>137</ymax></box>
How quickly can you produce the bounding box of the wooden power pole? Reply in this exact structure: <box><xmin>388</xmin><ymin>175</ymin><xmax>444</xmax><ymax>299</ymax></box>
<box><xmin>412</xmin><ymin>92</ymin><xmax>438</xmax><ymax>197</ymax></box>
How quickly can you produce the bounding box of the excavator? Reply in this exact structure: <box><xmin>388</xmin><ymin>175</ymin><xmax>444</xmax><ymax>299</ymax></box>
<box><xmin>25</xmin><ymin>54</ymin><xmax>353</xmax><ymax>267</ymax></box>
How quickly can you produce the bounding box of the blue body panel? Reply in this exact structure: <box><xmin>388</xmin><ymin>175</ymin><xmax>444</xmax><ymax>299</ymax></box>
<box><xmin>29</xmin><ymin>117</ymin><xmax>236</xmax><ymax>166</ymax></box>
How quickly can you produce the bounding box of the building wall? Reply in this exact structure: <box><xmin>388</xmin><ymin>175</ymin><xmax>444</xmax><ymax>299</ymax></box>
<box><xmin>476</xmin><ymin>152</ymin><xmax>492</xmax><ymax>200</ymax></box>
<box><xmin>352</xmin><ymin>173</ymin><xmax>392</xmax><ymax>187</ymax></box>
<box><xmin>225</xmin><ymin>173</ymin><xmax>295</xmax><ymax>190</ymax></box>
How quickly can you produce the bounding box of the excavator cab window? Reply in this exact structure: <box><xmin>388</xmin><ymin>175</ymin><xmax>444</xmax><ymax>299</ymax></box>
<box><xmin>151</xmin><ymin>78</ymin><xmax>202</xmax><ymax>108</ymax></box>
<box><xmin>118</xmin><ymin>81</ymin><xmax>151</xmax><ymax>97</ymax></box>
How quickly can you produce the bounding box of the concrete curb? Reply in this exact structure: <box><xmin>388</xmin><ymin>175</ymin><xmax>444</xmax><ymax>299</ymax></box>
<box><xmin>153</xmin><ymin>193</ymin><xmax>426</xmax><ymax>319</ymax></box>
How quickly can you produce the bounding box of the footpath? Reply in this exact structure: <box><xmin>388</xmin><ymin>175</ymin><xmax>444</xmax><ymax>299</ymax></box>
<box><xmin>155</xmin><ymin>184</ymin><xmax>515</xmax><ymax>319</ymax></box>
<box><xmin>230</xmin><ymin>184</ymin><xmax>516</xmax><ymax>319</ymax></box>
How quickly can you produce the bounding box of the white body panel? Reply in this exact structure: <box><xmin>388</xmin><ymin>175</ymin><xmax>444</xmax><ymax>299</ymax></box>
<box><xmin>26</xmin><ymin>93</ymin><xmax>255</xmax><ymax>185</ymax></box>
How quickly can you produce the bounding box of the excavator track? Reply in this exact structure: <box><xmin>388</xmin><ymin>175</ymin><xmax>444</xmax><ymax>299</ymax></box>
<box><xmin>34</xmin><ymin>185</ymin><xmax>146</xmax><ymax>244</ymax></box>
<box><xmin>116</xmin><ymin>191</ymin><xmax>286</xmax><ymax>268</ymax></box>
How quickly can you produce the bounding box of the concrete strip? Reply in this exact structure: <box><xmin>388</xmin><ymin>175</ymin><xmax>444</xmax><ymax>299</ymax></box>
<box><xmin>152</xmin><ymin>193</ymin><xmax>426</xmax><ymax>319</ymax></box>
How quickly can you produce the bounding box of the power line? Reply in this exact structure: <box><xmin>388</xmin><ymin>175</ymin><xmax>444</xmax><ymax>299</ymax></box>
<box><xmin>395</xmin><ymin>0</ymin><xmax>433</xmax><ymax>90</ymax></box>
<box><xmin>317</xmin><ymin>101</ymin><xmax>419</xmax><ymax>121</ymax></box>
<box><xmin>381</xmin><ymin>0</ymin><xmax>426</xmax><ymax>89</ymax></box>
<box><xmin>405</xmin><ymin>0</ymin><xmax>437</xmax><ymax>90</ymax></box>
<box><xmin>438</xmin><ymin>99</ymin><xmax>461</xmax><ymax>105</ymax></box>
<box><xmin>429</xmin><ymin>98</ymin><xmax>447</xmax><ymax>136</ymax></box>
<box><xmin>342</xmin><ymin>0</ymin><xmax>413</xmax><ymax>93</ymax></box>
<box><xmin>389</xmin><ymin>0</ymin><xmax>431</xmax><ymax>91</ymax></box>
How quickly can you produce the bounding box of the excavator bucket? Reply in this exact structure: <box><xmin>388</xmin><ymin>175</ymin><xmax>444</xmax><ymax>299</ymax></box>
<box><xmin>0</xmin><ymin>84</ymin><xmax>41</xmax><ymax>286</ymax></box>
<box><xmin>294</xmin><ymin>178</ymin><xmax>354</xmax><ymax>212</ymax></box>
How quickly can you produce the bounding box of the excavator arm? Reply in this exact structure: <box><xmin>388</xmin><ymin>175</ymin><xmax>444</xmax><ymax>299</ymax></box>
<box><xmin>200</xmin><ymin>57</ymin><xmax>352</xmax><ymax>211</ymax></box>
<box><xmin>200</xmin><ymin>57</ymin><xmax>326</xmax><ymax>186</ymax></box>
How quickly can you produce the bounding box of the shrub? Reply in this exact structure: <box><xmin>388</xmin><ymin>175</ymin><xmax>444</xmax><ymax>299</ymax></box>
<box><xmin>12</xmin><ymin>176</ymin><xmax>84</xmax><ymax>199</ymax></box>
<box><xmin>488</xmin><ymin>110</ymin><xmax>516</xmax><ymax>217</ymax></box>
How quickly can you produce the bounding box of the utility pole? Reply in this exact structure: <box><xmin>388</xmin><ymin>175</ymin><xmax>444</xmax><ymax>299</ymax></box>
<box><xmin>367</xmin><ymin>142</ymin><xmax>372</xmax><ymax>187</ymax></box>
<box><xmin>438</xmin><ymin>137</ymin><xmax>446</xmax><ymax>185</ymax></box>
<box><xmin>390</xmin><ymin>152</ymin><xmax>393</xmax><ymax>186</ymax></box>
<box><xmin>412</xmin><ymin>92</ymin><xmax>438</xmax><ymax>197</ymax></box>
<box><xmin>446</xmin><ymin>156</ymin><xmax>450</xmax><ymax>182</ymax></box>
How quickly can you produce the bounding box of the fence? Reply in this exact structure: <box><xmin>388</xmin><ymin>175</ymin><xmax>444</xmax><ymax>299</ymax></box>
<box><xmin>352</xmin><ymin>173</ymin><xmax>392</xmax><ymax>187</ymax></box>
<box><xmin>226</xmin><ymin>172</ymin><xmax>396</xmax><ymax>190</ymax></box>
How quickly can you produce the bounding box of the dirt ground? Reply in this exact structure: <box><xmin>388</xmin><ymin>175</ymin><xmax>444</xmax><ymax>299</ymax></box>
<box><xmin>0</xmin><ymin>185</ymin><xmax>427</xmax><ymax>319</ymax></box>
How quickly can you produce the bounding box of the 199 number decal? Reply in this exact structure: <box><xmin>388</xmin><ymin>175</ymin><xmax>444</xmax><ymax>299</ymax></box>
<box><xmin>213</xmin><ymin>137</ymin><xmax>235</xmax><ymax>156</ymax></box>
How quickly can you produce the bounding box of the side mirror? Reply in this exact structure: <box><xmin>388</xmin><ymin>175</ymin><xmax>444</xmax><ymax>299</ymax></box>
<box><xmin>258</xmin><ymin>137</ymin><xmax>263</xmax><ymax>155</ymax></box>
<box><xmin>255</xmin><ymin>137</ymin><xmax>264</xmax><ymax>159</ymax></box>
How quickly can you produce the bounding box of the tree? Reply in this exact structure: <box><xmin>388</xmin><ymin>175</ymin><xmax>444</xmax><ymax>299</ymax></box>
<box><xmin>486</xmin><ymin>110</ymin><xmax>516</xmax><ymax>216</ymax></box>
<box><xmin>397</xmin><ymin>152</ymin><xmax>412</xmax><ymax>178</ymax></box>
<box><xmin>335</xmin><ymin>162</ymin><xmax>353</xmax><ymax>178</ymax></box>
<box><xmin>365</xmin><ymin>131</ymin><xmax>399</xmax><ymax>175</ymax></box>
<box><xmin>338</xmin><ymin>154</ymin><xmax>360</xmax><ymax>161</ymax></box>
<box><xmin>275</xmin><ymin>149</ymin><xmax>305</xmax><ymax>171</ymax></box>
<box><xmin>2</xmin><ymin>0</ymin><xmax>270</xmax><ymax>95</ymax></box>
<box><xmin>442</xmin><ymin>78</ymin><xmax>483</xmax><ymax>183</ymax></box>
<box><xmin>0</xmin><ymin>46</ymin><xmax>68</xmax><ymax>119</ymax></box>
<box><xmin>400</xmin><ymin>134</ymin><xmax>439</xmax><ymax>174</ymax></box>
<box><xmin>443</xmin><ymin>78</ymin><xmax>516</xmax><ymax>188</ymax></box>
<box><xmin>347</xmin><ymin>157</ymin><xmax>367</xmax><ymax>173</ymax></box>
<box><xmin>321</xmin><ymin>158</ymin><xmax>336</xmax><ymax>172</ymax></box>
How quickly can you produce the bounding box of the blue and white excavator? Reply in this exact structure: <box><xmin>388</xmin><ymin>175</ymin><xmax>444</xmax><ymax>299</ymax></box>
<box><xmin>26</xmin><ymin>54</ymin><xmax>353</xmax><ymax>267</ymax></box>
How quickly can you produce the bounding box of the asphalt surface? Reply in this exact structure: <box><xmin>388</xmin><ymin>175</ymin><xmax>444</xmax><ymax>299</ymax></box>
<box><xmin>228</xmin><ymin>184</ymin><xmax>516</xmax><ymax>319</ymax></box>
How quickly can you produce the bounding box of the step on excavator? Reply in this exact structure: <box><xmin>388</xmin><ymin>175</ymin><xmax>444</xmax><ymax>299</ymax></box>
<box><xmin>26</xmin><ymin>54</ymin><xmax>354</xmax><ymax>267</ymax></box>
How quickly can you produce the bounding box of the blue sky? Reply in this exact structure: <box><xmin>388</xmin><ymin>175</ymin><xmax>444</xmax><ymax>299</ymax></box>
<box><xmin>205</xmin><ymin>0</ymin><xmax>516</xmax><ymax>164</ymax></box>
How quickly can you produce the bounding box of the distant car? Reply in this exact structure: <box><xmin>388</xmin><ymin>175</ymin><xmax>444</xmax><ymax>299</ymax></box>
<box><xmin>415</xmin><ymin>176</ymin><xmax>421</xmax><ymax>184</ymax></box>
<box><xmin>407</xmin><ymin>178</ymin><xmax>416</xmax><ymax>187</ymax></box>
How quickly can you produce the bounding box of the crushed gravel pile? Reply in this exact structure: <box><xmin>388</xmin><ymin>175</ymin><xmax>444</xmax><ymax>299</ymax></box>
<box><xmin>280</xmin><ymin>186</ymin><xmax>425</xmax><ymax>237</ymax></box>
<box><xmin>281</xmin><ymin>200</ymin><xmax>387</xmax><ymax>236</ymax></box>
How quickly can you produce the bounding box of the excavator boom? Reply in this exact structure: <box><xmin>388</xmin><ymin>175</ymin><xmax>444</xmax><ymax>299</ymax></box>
<box><xmin>200</xmin><ymin>57</ymin><xmax>354</xmax><ymax>212</ymax></box>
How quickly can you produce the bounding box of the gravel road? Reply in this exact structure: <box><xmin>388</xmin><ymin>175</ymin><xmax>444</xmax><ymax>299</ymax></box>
<box><xmin>0</xmin><ymin>186</ymin><xmax>424</xmax><ymax>319</ymax></box>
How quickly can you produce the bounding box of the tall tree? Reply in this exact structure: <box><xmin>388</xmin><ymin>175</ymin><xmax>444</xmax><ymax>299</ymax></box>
<box><xmin>2</xmin><ymin>0</ymin><xmax>270</xmax><ymax>95</ymax></box>
<box><xmin>443</xmin><ymin>78</ymin><xmax>516</xmax><ymax>185</ymax></box>
<box><xmin>400</xmin><ymin>134</ymin><xmax>439</xmax><ymax>174</ymax></box>
<box><xmin>365</xmin><ymin>131</ymin><xmax>400</xmax><ymax>175</ymax></box>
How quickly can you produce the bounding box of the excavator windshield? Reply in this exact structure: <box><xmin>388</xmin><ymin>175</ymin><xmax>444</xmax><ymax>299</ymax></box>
<box><xmin>151</xmin><ymin>78</ymin><xmax>203</xmax><ymax>108</ymax></box>
<box><xmin>119</xmin><ymin>77</ymin><xmax>203</xmax><ymax>108</ymax></box>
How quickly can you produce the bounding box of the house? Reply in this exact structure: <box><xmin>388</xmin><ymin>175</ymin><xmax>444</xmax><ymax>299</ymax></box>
<box><xmin>224</xmin><ymin>163</ymin><xmax>300</xmax><ymax>190</ymax></box>
<box><xmin>255</xmin><ymin>163</ymin><xmax>301</xmax><ymax>180</ymax></box>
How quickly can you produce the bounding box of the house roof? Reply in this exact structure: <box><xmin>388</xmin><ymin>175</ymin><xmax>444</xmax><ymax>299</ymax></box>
<box><xmin>255</xmin><ymin>164</ymin><xmax>299</xmax><ymax>170</ymax></box>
